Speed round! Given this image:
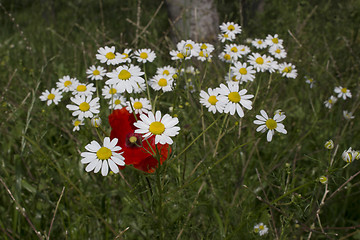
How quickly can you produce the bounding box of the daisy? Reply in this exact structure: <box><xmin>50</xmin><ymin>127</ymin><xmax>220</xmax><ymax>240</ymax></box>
<box><xmin>199</xmin><ymin>43</ymin><xmax>215</xmax><ymax>53</ymax></box>
<box><xmin>81</xmin><ymin>137</ymin><xmax>125</xmax><ymax>176</ymax></box>
<box><xmin>219</xmin><ymin>22</ymin><xmax>242</xmax><ymax>36</ymax></box>
<box><xmin>133</xmin><ymin>82</ymin><xmax>146</xmax><ymax>93</ymax></box>
<box><xmin>253</xmin><ymin>110</ymin><xmax>287</xmax><ymax>142</ymax></box>
<box><xmin>86</xmin><ymin>65</ymin><xmax>106</xmax><ymax>81</ymax></box>
<box><xmin>225</xmin><ymin>44</ymin><xmax>242</xmax><ymax>61</ymax></box>
<box><xmin>225</xmin><ymin>72</ymin><xmax>241</xmax><ymax>85</ymax></box>
<box><xmin>230</xmin><ymin>62</ymin><xmax>256</xmax><ymax>83</ymax></box>
<box><xmin>265</xmin><ymin>56</ymin><xmax>279</xmax><ymax>73</ymax></box>
<box><xmin>170</xmin><ymin>50</ymin><xmax>188</xmax><ymax>61</ymax></box>
<box><xmin>278</xmin><ymin>62</ymin><xmax>297</xmax><ymax>78</ymax></box>
<box><xmin>343</xmin><ymin>110</ymin><xmax>355</xmax><ymax>120</ymax></box>
<box><xmin>177</xmin><ymin>40</ymin><xmax>199</xmax><ymax>57</ymax></box>
<box><xmin>265</xmin><ymin>34</ymin><xmax>283</xmax><ymax>48</ymax></box>
<box><xmin>66</xmin><ymin>95</ymin><xmax>100</xmax><ymax>120</ymax></box>
<box><xmin>150</xmin><ymin>74</ymin><xmax>174</xmax><ymax>92</ymax></box>
<box><xmin>199</xmin><ymin>88</ymin><xmax>226</xmax><ymax>114</ymax></box>
<box><xmin>238</xmin><ymin>45</ymin><xmax>251</xmax><ymax>56</ymax></box>
<box><xmin>268</xmin><ymin>45</ymin><xmax>287</xmax><ymax>59</ymax></box>
<box><xmin>126</xmin><ymin>97</ymin><xmax>152</xmax><ymax>115</ymax></box>
<box><xmin>251</xmin><ymin>39</ymin><xmax>268</xmax><ymax>49</ymax></box>
<box><xmin>324</xmin><ymin>139</ymin><xmax>334</xmax><ymax>149</ymax></box>
<box><xmin>102</xmin><ymin>85</ymin><xmax>121</xmax><ymax>99</ymax></box>
<box><xmin>196</xmin><ymin>49</ymin><xmax>212</xmax><ymax>62</ymax></box>
<box><xmin>72</xmin><ymin>119</ymin><xmax>84</xmax><ymax>132</ymax></box>
<box><xmin>134</xmin><ymin>48</ymin><xmax>156</xmax><ymax>63</ymax></box>
<box><xmin>134</xmin><ymin>110</ymin><xmax>180</xmax><ymax>145</ymax></box>
<box><xmin>184</xmin><ymin>80</ymin><xmax>196</xmax><ymax>93</ymax></box>
<box><xmin>248</xmin><ymin>53</ymin><xmax>270</xmax><ymax>72</ymax></box>
<box><xmin>334</xmin><ymin>86</ymin><xmax>352</xmax><ymax>99</ymax></box>
<box><xmin>118</xmin><ymin>48</ymin><xmax>132</xmax><ymax>63</ymax></box>
<box><xmin>324</xmin><ymin>96</ymin><xmax>337</xmax><ymax>109</ymax></box>
<box><xmin>72</xmin><ymin>82</ymin><xmax>96</xmax><ymax>97</ymax></box>
<box><xmin>108</xmin><ymin>94</ymin><xmax>127</xmax><ymax>110</ymax></box>
<box><xmin>218</xmin><ymin>32</ymin><xmax>235</xmax><ymax>42</ymax></box>
<box><xmin>91</xmin><ymin>116</ymin><xmax>102</xmax><ymax>128</ymax></box>
<box><xmin>217</xmin><ymin>83</ymin><xmax>254</xmax><ymax>118</ymax></box>
<box><xmin>218</xmin><ymin>52</ymin><xmax>232</xmax><ymax>63</ymax></box>
<box><xmin>39</xmin><ymin>88</ymin><xmax>63</xmax><ymax>106</ymax></box>
<box><xmin>96</xmin><ymin>46</ymin><xmax>121</xmax><ymax>65</ymax></box>
<box><xmin>56</xmin><ymin>75</ymin><xmax>78</xmax><ymax>92</ymax></box>
<box><xmin>305</xmin><ymin>76</ymin><xmax>315</xmax><ymax>88</ymax></box>
<box><xmin>106</xmin><ymin>64</ymin><xmax>145</xmax><ymax>93</ymax></box>
<box><xmin>254</xmin><ymin>223</ymin><xmax>269</xmax><ymax>236</ymax></box>
<box><xmin>156</xmin><ymin>65</ymin><xmax>177</xmax><ymax>76</ymax></box>
<box><xmin>180</xmin><ymin>66</ymin><xmax>200</xmax><ymax>76</ymax></box>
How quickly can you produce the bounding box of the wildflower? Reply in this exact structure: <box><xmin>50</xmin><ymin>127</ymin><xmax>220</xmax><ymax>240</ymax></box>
<box><xmin>196</xmin><ymin>49</ymin><xmax>212</xmax><ymax>62</ymax></box>
<box><xmin>278</xmin><ymin>62</ymin><xmax>297</xmax><ymax>79</ymax></box>
<box><xmin>180</xmin><ymin>66</ymin><xmax>200</xmax><ymax>76</ymax></box>
<box><xmin>217</xmin><ymin>83</ymin><xmax>254</xmax><ymax>118</ymax></box>
<box><xmin>219</xmin><ymin>22</ymin><xmax>242</xmax><ymax>36</ymax></box>
<box><xmin>224</xmin><ymin>72</ymin><xmax>241</xmax><ymax>85</ymax></box>
<box><xmin>66</xmin><ymin>95</ymin><xmax>100</xmax><ymax>120</ymax></box>
<box><xmin>118</xmin><ymin>48</ymin><xmax>132</xmax><ymax>63</ymax></box>
<box><xmin>39</xmin><ymin>88</ymin><xmax>62</xmax><ymax>106</ymax></box>
<box><xmin>134</xmin><ymin>110</ymin><xmax>180</xmax><ymax>145</ymax></box>
<box><xmin>106</xmin><ymin>65</ymin><xmax>145</xmax><ymax>93</ymax></box>
<box><xmin>150</xmin><ymin>74</ymin><xmax>174</xmax><ymax>92</ymax></box>
<box><xmin>91</xmin><ymin>116</ymin><xmax>102</xmax><ymax>128</ymax></box>
<box><xmin>218</xmin><ymin>52</ymin><xmax>233</xmax><ymax>63</ymax></box>
<box><xmin>248</xmin><ymin>53</ymin><xmax>270</xmax><ymax>72</ymax></box>
<box><xmin>108</xmin><ymin>94</ymin><xmax>127</xmax><ymax>110</ymax></box>
<box><xmin>199</xmin><ymin>43</ymin><xmax>215</xmax><ymax>53</ymax></box>
<box><xmin>199</xmin><ymin>88</ymin><xmax>226</xmax><ymax>114</ymax></box>
<box><xmin>274</xmin><ymin>109</ymin><xmax>285</xmax><ymax>116</ymax></box>
<box><xmin>184</xmin><ymin>80</ymin><xmax>196</xmax><ymax>93</ymax></box>
<box><xmin>109</xmin><ymin>108</ymin><xmax>170</xmax><ymax>172</ymax></box>
<box><xmin>265</xmin><ymin>34</ymin><xmax>283</xmax><ymax>48</ymax></box>
<box><xmin>342</xmin><ymin>147</ymin><xmax>354</xmax><ymax>163</ymax></box>
<box><xmin>334</xmin><ymin>86</ymin><xmax>352</xmax><ymax>100</ymax></box>
<box><xmin>251</xmin><ymin>39</ymin><xmax>267</xmax><ymax>49</ymax></box>
<box><xmin>72</xmin><ymin>119</ymin><xmax>84</xmax><ymax>132</ymax></box>
<box><xmin>225</xmin><ymin>44</ymin><xmax>242</xmax><ymax>61</ymax></box>
<box><xmin>133</xmin><ymin>82</ymin><xmax>146</xmax><ymax>93</ymax></box>
<box><xmin>72</xmin><ymin>82</ymin><xmax>96</xmax><ymax>97</ymax></box>
<box><xmin>319</xmin><ymin>176</ymin><xmax>328</xmax><ymax>184</ymax></box>
<box><xmin>230</xmin><ymin>62</ymin><xmax>256</xmax><ymax>83</ymax></box>
<box><xmin>269</xmin><ymin>45</ymin><xmax>287</xmax><ymax>59</ymax></box>
<box><xmin>81</xmin><ymin>137</ymin><xmax>125</xmax><ymax>176</ymax></box>
<box><xmin>56</xmin><ymin>75</ymin><xmax>78</xmax><ymax>92</ymax></box>
<box><xmin>102</xmin><ymin>85</ymin><xmax>120</xmax><ymax>99</ymax></box>
<box><xmin>343</xmin><ymin>110</ymin><xmax>355</xmax><ymax>120</ymax></box>
<box><xmin>305</xmin><ymin>76</ymin><xmax>315</xmax><ymax>88</ymax></box>
<box><xmin>86</xmin><ymin>65</ymin><xmax>106</xmax><ymax>81</ymax></box>
<box><xmin>253</xmin><ymin>110</ymin><xmax>287</xmax><ymax>142</ymax></box>
<box><xmin>238</xmin><ymin>45</ymin><xmax>251</xmax><ymax>56</ymax></box>
<box><xmin>134</xmin><ymin>48</ymin><xmax>156</xmax><ymax>63</ymax></box>
<box><xmin>353</xmin><ymin>150</ymin><xmax>360</xmax><ymax>160</ymax></box>
<box><xmin>254</xmin><ymin>222</ymin><xmax>269</xmax><ymax>236</ymax></box>
<box><xmin>170</xmin><ymin>50</ymin><xmax>187</xmax><ymax>61</ymax></box>
<box><xmin>126</xmin><ymin>97</ymin><xmax>152</xmax><ymax>115</ymax></box>
<box><xmin>218</xmin><ymin>32</ymin><xmax>235</xmax><ymax>42</ymax></box>
<box><xmin>96</xmin><ymin>46</ymin><xmax>121</xmax><ymax>65</ymax></box>
<box><xmin>177</xmin><ymin>40</ymin><xmax>199</xmax><ymax>57</ymax></box>
<box><xmin>324</xmin><ymin>96</ymin><xmax>337</xmax><ymax>109</ymax></box>
<box><xmin>265</xmin><ymin>56</ymin><xmax>279</xmax><ymax>73</ymax></box>
<box><xmin>156</xmin><ymin>65</ymin><xmax>177</xmax><ymax>76</ymax></box>
<box><xmin>324</xmin><ymin>139</ymin><xmax>334</xmax><ymax>149</ymax></box>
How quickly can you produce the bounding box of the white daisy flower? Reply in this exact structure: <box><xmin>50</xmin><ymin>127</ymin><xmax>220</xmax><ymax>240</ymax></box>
<box><xmin>196</xmin><ymin>49</ymin><xmax>212</xmax><ymax>62</ymax></box>
<box><xmin>199</xmin><ymin>43</ymin><xmax>215</xmax><ymax>53</ymax></box>
<box><xmin>102</xmin><ymin>85</ymin><xmax>121</xmax><ymax>99</ymax></box>
<box><xmin>56</xmin><ymin>75</ymin><xmax>78</xmax><ymax>92</ymax></box>
<box><xmin>218</xmin><ymin>52</ymin><xmax>233</xmax><ymax>63</ymax></box>
<box><xmin>305</xmin><ymin>76</ymin><xmax>315</xmax><ymax>88</ymax></box>
<box><xmin>91</xmin><ymin>116</ymin><xmax>102</xmax><ymax>128</ymax></box>
<box><xmin>134</xmin><ymin>110</ymin><xmax>180</xmax><ymax>145</ymax></box>
<box><xmin>108</xmin><ymin>94</ymin><xmax>127</xmax><ymax>110</ymax></box>
<box><xmin>251</xmin><ymin>39</ymin><xmax>268</xmax><ymax>49</ymax></box>
<box><xmin>126</xmin><ymin>97</ymin><xmax>152</xmax><ymax>115</ymax></box>
<box><xmin>278</xmin><ymin>62</ymin><xmax>297</xmax><ymax>79</ymax></box>
<box><xmin>133</xmin><ymin>82</ymin><xmax>146</xmax><ymax>93</ymax></box>
<box><xmin>184</xmin><ymin>80</ymin><xmax>196</xmax><ymax>93</ymax></box>
<box><xmin>86</xmin><ymin>65</ymin><xmax>106</xmax><ymax>81</ymax></box>
<box><xmin>219</xmin><ymin>22</ymin><xmax>242</xmax><ymax>35</ymax></box>
<box><xmin>72</xmin><ymin>119</ymin><xmax>84</xmax><ymax>132</ymax></box>
<box><xmin>238</xmin><ymin>45</ymin><xmax>251</xmax><ymax>56</ymax></box>
<box><xmin>324</xmin><ymin>96</ymin><xmax>337</xmax><ymax>109</ymax></box>
<box><xmin>254</xmin><ymin>223</ymin><xmax>269</xmax><ymax>236</ymax></box>
<box><xmin>217</xmin><ymin>83</ymin><xmax>254</xmax><ymax>118</ymax></box>
<box><xmin>253</xmin><ymin>110</ymin><xmax>287</xmax><ymax>142</ymax></box>
<box><xmin>230</xmin><ymin>62</ymin><xmax>256</xmax><ymax>83</ymax></box>
<box><xmin>218</xmin><ymin>32</ymin><xmax>235</xmax><ymax>42</ymax></box>
<box><xmin>269</xmin><ymin>45</ymin><xmax>287</xmax><ymax>59</ymax></box>
<box><xmin>150</xmin><ymin>75</ymin><xmax>174</xmax><ymax>92</ymax></box>
<box><xmin>225</xmin><ymin>44</ymin><xmax>242</xmax><ymax>61</ymax></box>
<box><xmin>324</xmin><ymin>139</ymin><xmax>334</xmax><ymax>149</ymax></box>
<box><xmin>224</xmin><ymin>71</ymin><xmax>240</xmax><ymax>85</ymax></box>
<box><xmin>343</xmin><ymin>110</ymin><xmax>355</xmax><ymax>120</ymax></box>
<box><xmin>334</xmin><ymin>86</ymin><xmax>352</xmax><ymax>99</ymax></box>
<box><xmin>39</xmin><ymin>88</ymin><xmax>63</xmax><ymax>106</ymax></box>
<box><xmin>156</xmin><ymin>65</ymin><xmax>177</xmax><ymax>76</ymax></box>
<box><xmin>265</xmin><ymin>34</ymin><xmax>283</xmax><ymax>48</ymax></box>
<box><xmin>81</xmin><ymin>137</ymin><xmax>125</xmax><ymax>176</ymax></box>
<box><xmin>118</xmin><ymin>48</ymin><xmax>132</xmax><ymax>63</ymax></box>
<box><xmin>248</xmin><ymin>53</ymin><xmax>270</xmax><ymax>72</ymax></box>
<box><xmin>170</xmin><ymin>50</ymin><xmax>187</xmax><ymax>61</ymax></box>
<box><xmin>177</xmin><ymin>40</ymin><xmax>199</xmax><ymax>57</ymax></box>
<box><xmin>96</xmin><ymin>46</ymin><xmax>121</xmax><ymax>65</ymax></box>
<box><xmin>265</xmin><ymin>56</ymin><xmax>279</xmax><ymax>73</ymax></box>
<box><xmin>134</xmin><ymin>48</ymin><xmax>156</xmax><ymax>63</ymax></box>
<box><xmin>106</xmin><ymin>64</ymin><xmax>145</xmax><ymax>93</ymax></box>
<box><xmin>72</xmin><ymin>82</ymin><xmax>96</xmax><ymax>97</ymax></box>
<box><xmin>199</xmin><ymin>88</ymin><xmax>226</xmax><ymax>114</ymax></box>
<box><xmin>66</xmin><ymin>95</ymin><xmax>100</xmax><ymax>120</ymax></box>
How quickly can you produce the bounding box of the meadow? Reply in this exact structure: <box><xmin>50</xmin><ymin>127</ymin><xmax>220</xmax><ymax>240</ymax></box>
<box><xmin>1</xmin><ymin>0</ymin><xmax>360</xmax><ymax>239</ymax></box>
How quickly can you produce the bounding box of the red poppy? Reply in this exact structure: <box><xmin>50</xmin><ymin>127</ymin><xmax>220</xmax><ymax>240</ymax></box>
<box><xmin>108</xmin><ymin>107</ymin><xmax>170</xmax><ymax>173</ymax></box>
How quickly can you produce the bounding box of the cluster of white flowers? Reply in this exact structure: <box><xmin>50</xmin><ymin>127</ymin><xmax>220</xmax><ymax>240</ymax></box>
<box><xmin>342</xmin><ymin>147</ymin><xmax>360</xmax><ymax>163</ymax></box>
<box><xmin>323</xmin><ymin>85</ymin><xmax>355</xmax><ymax>121</ymax></box>
<box><xmin>253</xmin><ymin>222</ymin><xmax>269</xmax><ymax>236</ymax></box>
<box><xmin>170</xmin><ymin>40</ymin><xmax>215</xmax><ymax>62</ymax></box>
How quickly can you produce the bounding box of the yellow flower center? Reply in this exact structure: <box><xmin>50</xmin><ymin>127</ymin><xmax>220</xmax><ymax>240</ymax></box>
<box><xmin>240</xmin><ymin>48</ymin><xmax>245</xmax><ymax>51</ymax></box>
<box><xmin>275</xmin><ymin>49</ymin><xmax>281</xmax><ymax>54</ymax></box>
<box><xmin>129</xmin><ymin>136</ymin><xmax>138</xmax><ymax>143</ymax></box>
<box><xmin>64</xmin><ymin>80</ymin><xmax>72</xmax><ymax>87</ymax></box>
<box><xmin>224</xmin><ymin>33</ymin><xmax>229</xmax><ymax>38</ymax></box>
<box><xmin>93</xmin><ymin>69</ymin><xmax>100</xmax><ymax>75</ymax></box>
<box><xmin>118</xmin><ymin>70</ymin><xmax>131</xmax><ymax>80</ymax></box>
<box><xmin>96</xmin><ymin>147</ymin><xmax>112</xmax><ymax>160</ymax></box>
<box><xmin>163</xmin><ymin>70</ymin><xmax>170</xmax><ymax>75</ymax></box>
<box><xmin>79</xmin><ymin>102</ymin><xmax>90</xmax><ymax>112</ymax></box>
<box><xmin>232</xmin><ymin>76</ymin><xmax>238</xmax><ymax>82</ymax></box>
<box><xmin>185</xmin><ymin>43</ymin><xmax>193</xmax><ymax>49</ymax></box>
<box><xmin>254</xmin><ymin>228</ymin><xmax>259</xmax><ymax>233</ymax></box>
<box><xmin>200</xmin><ymin>44</ymin><xmax>207</xmax><ymax>49</ymax></box>
<box><xmin>341</xmin><ymin>88</ymin><xmax>347</xmax><ymax>93</ymax></box>
<box><xmin>208</xmin><ymin>95</ymin><xmax>218</xmax><ymax>105</ymax></box>
<box><xmin>133</xmin><ymin>101</ymin><xmax>143</xmax><ymax>109</ymax></box>
<box><xmin>257</xmin><ymin>40</ymin><xmax>262</xmax><ymax>44</ymax></box>
<box><xmin>228</xmin><ymin>92</ymin><xmax>240</xmax><ymax>103</ymax></box>
<box><xmin>272</xmin><ymin>38</ymin><xmax>279</xmax><ymax>44</ymax></box>
<box><xmin>74</xmin><ymin>120</ymin><xmax>81</xmax><ymax>126</ymax></box>
<box><xmin>114</xmin><ymin>99</ymin><xmax>121</xmax><ymax>105</ymax></box>
<box><xmin>259</xmin><ymin>225</ymin><xmax>264</xmax><ymax>230</ymax></box>
<box><xmin>256</xmin><ymin>57</ymin><xmax>264</xmax><ymax>65</ymax></box>
<box><xmin>177</xmin><ymin>52</ymin><xmax>184</xmax><ymax>59</ymax></box>
<box><xmin>282</xmin><ymin>66</ymin><xmax>292</xmax><ymax>73</ymax></box>
<box><xmin>47</xmin><ymin>93</ymin><xmax>55</xmax><ymax>100</ymax></box>
<box><xmin>328</xmin><ymin>99</ymin><xmax>332</xmax><ymax>104</ymax></box>
<box><xmin>122</xmin><ymin>53</ymin><xmax>128</xmax><ymax>59</ymax></box>
<box><xmin>239</xmin><ymin>68</ymin><xmax>247</xmax><ymax>75</ymax></box>
<box><xmin>224</xmin><ymin>54</ymin><xmax>231</xmax><ymax>60</ymax></box>
<box><xmin>149</xmin><ymin>121</ymin><xmax>165</xmax><ymax>135</ymax></box>
<box><xmin>77</xmin><ymin>85</ymin><xmax>87</xmax><ymax>92</ymax></box>
<box><xmin>231</xmin><ymin>47</ymin><xmax>238</xmax><ymax>53</ymax></box>
<box><xmin>227</xmin><ymin>25</ymin><xmax>235</xmax><ymax>31</ymax></box>
<box><xmin>140</xmin><ymin>52</ymin><xmax>148</xmax><ymax>59</ymax></box>
<box><xmin>319</xmin><ymin>176</ymin><xmax>328</xmax><ymax>184</ymax></box>
<box><xmin>265</xmin><ymin>118</ymin><xmax>277</xmax><ymax>130</ymax></box>
<box><xmin>109</xmin><ymin>88</ymin><xmax>117</xmax><ymax>95</ymax></box>
<box><xmin>158</xmin><ymin>78</ymin><xmax>167</xmax><ymax>87</ymax></box>
<box><xmin>105</xmin><ymin>52</ymin><xmax>115</xmax><ymax>60</ymax></box>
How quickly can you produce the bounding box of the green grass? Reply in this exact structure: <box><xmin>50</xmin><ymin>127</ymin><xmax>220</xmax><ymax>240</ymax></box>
<box><xmin>1</xmin><ymin>0</ymin><xmax>360</xmax><ymax>239</ymax></box>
